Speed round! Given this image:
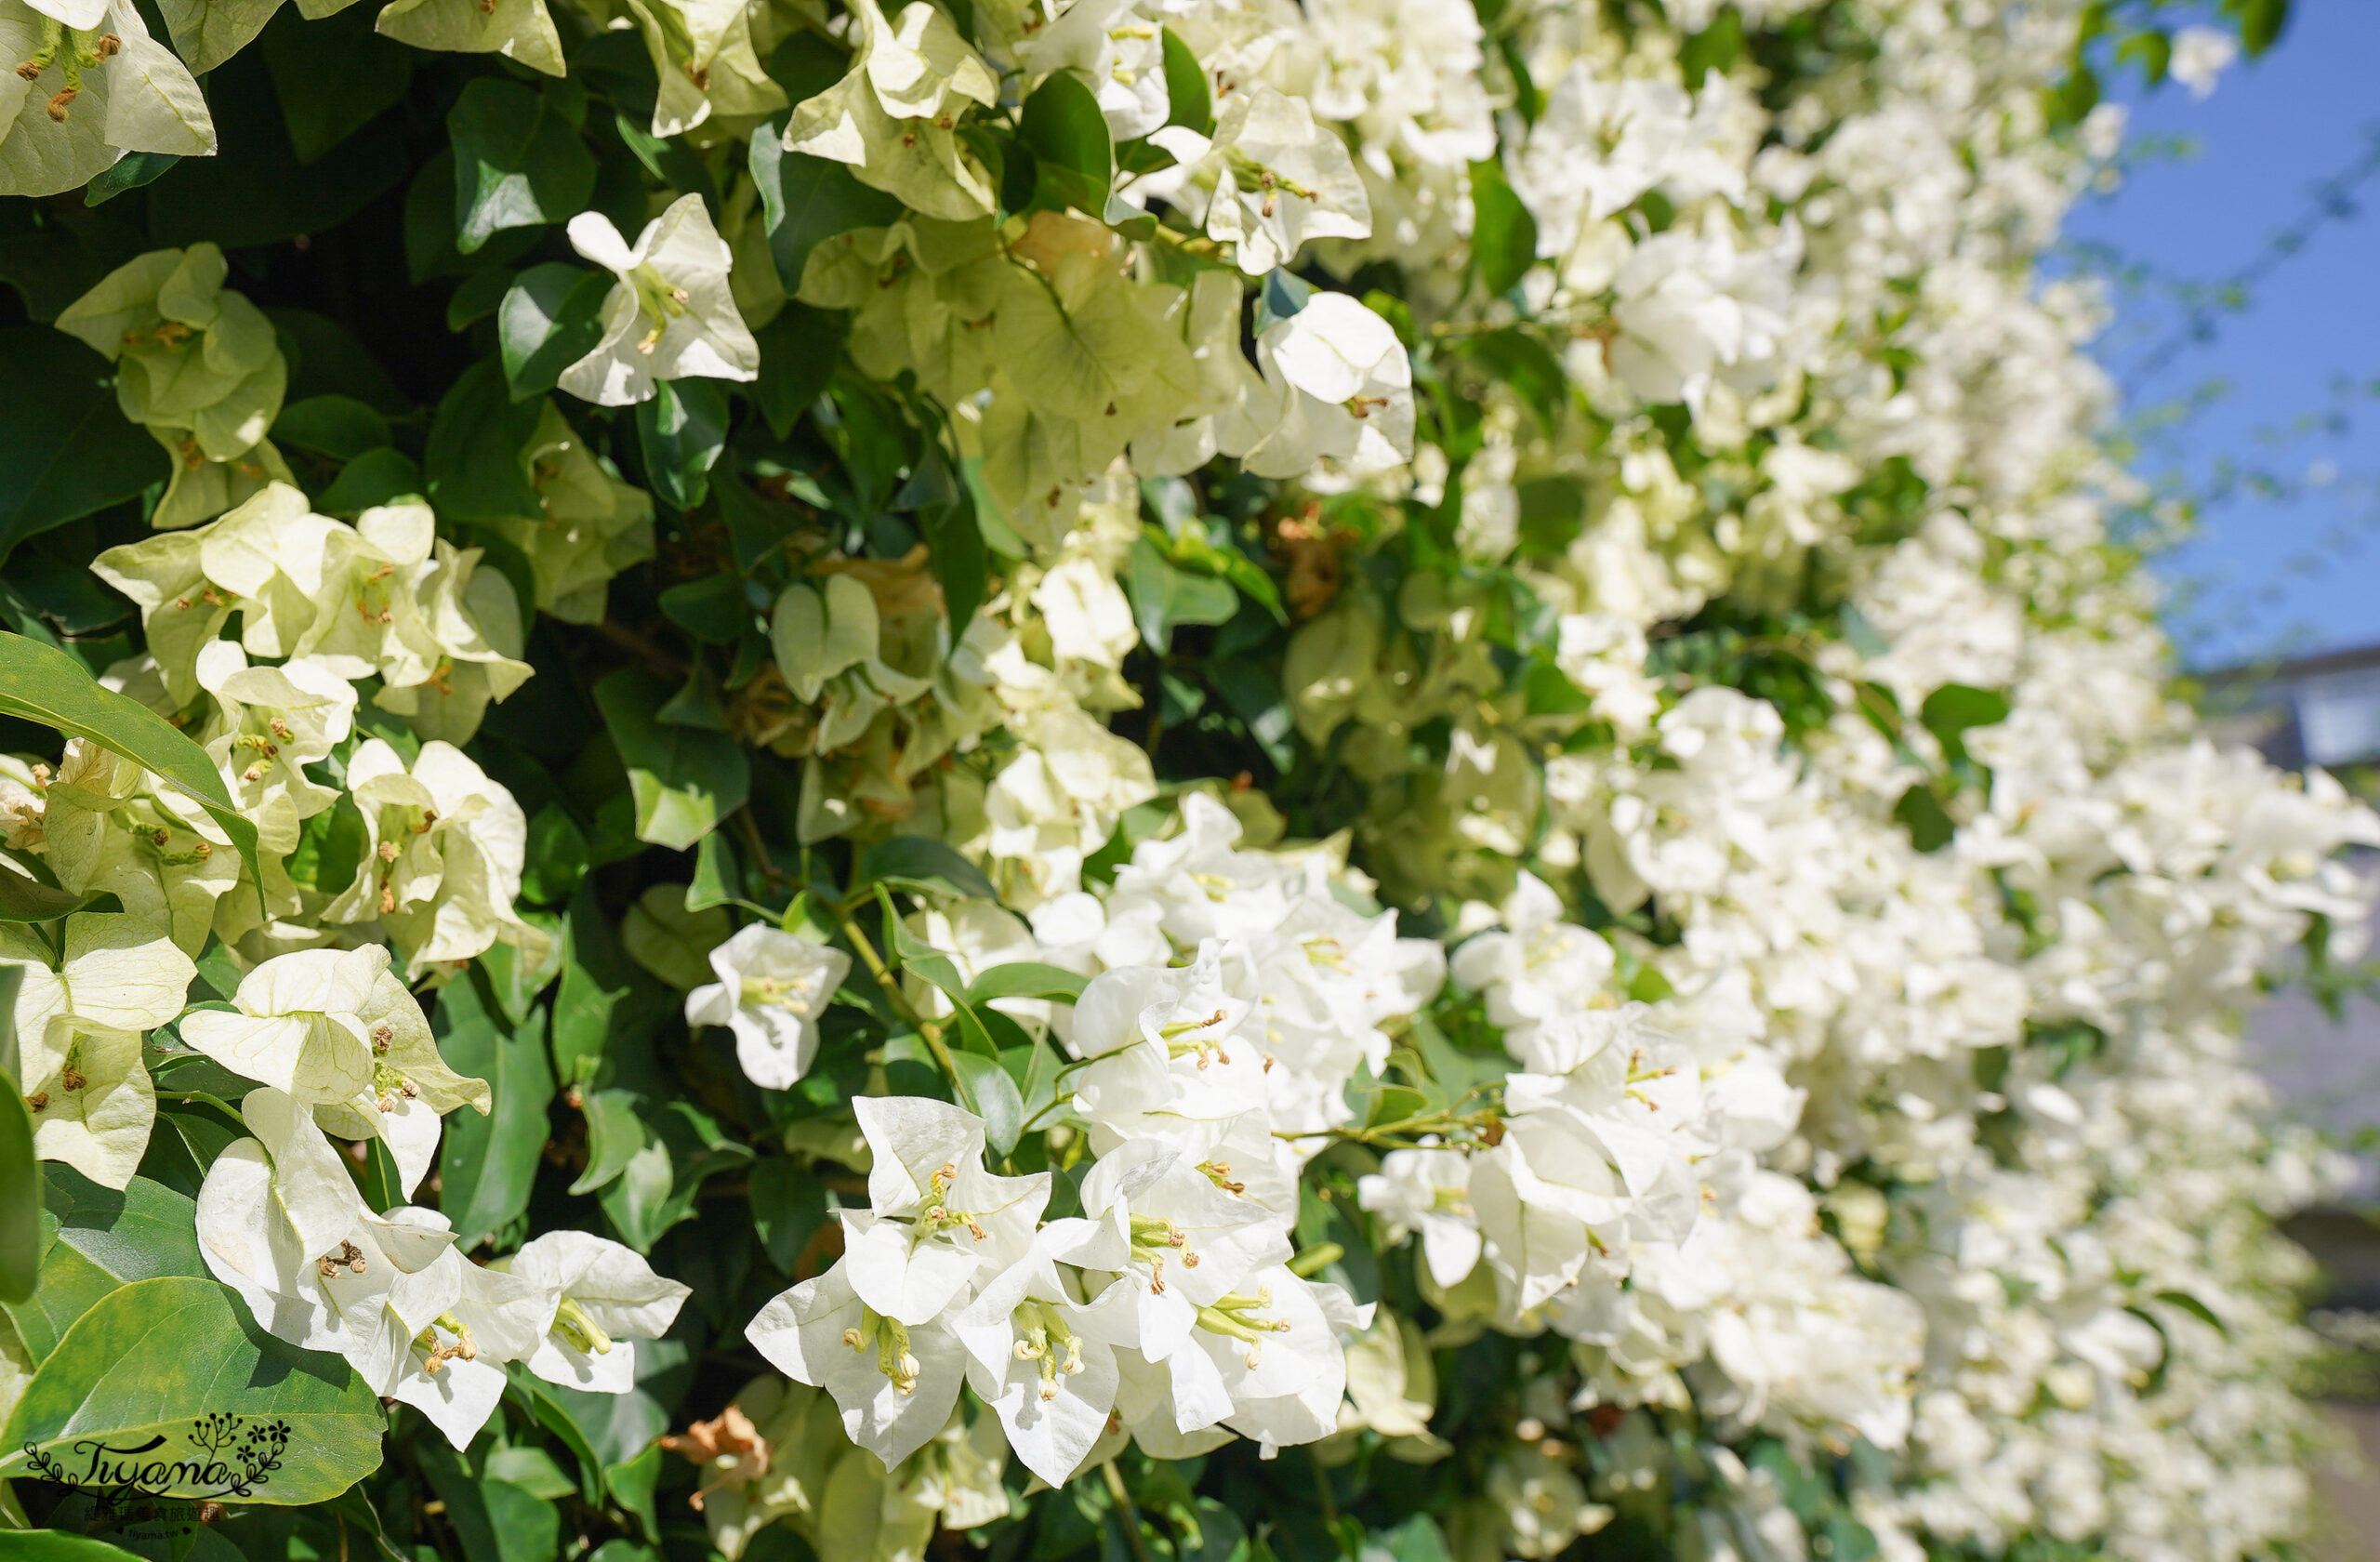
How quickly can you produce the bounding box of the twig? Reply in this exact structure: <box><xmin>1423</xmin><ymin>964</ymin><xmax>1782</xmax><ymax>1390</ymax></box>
<box><xmin>592</xmin><ymin>618</ymin><xmax>689</xmax><ymax>679</ymax></box>
<box><xmin>734</xmin><ymin>807</ymin><xmax>790</xmax><ymax>889</ymax></box>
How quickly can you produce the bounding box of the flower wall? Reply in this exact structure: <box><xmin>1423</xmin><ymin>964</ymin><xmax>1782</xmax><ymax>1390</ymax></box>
<box><xmin>0</xmin><ymin>1</ymin><xmax>2363</xmax><ymax>1562</ymax></box>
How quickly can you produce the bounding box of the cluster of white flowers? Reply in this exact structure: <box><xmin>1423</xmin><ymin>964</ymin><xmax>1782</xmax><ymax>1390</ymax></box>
<box><xmin>714</xmin><ymin>793</ymin><xmax>1442</xmax><ymax>1493</ymax></box>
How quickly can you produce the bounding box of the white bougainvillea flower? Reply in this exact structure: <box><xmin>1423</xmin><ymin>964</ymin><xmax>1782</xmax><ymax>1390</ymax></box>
<box><xmin>0</xmin><ymin>909</ymin><xmax>196</xmax><ymax>1039</ymax></box>
<box><xmin>840</xmin><ymin>1096</ymin><xmax>1048</xmax><ymax>1325</ymax></box>
<box><xmin>358</xmin><ymin>1214</ymin><xmax>538</xmax><ymax>1449</ymax></box>
<box><xmin>951</xmin><ymin>1233</ymin><xmax>1129</xmax><ymax>1488</ymax></box>
<box><xmin>0</xmin><ymin>0</ymin><xmax>213</xmax><ymax>200</ymax></box>
<box><xmin>1240</xmin><ymin>292</ymin><xmax>1414</xmax><ymax>480</ymax></box>
<box><xmin>20</xmin><ymin>1015</ymin><xmax>153</xmax><ymax>1189</ymax></box>
<box><xmin>770</xmin><ymin>575</ymin><xmax>879</xmax><ymax>704</ymax></box>
<box><xmin>374</xmin><ymin>0</ymin><xmax>562</xmax><ymax>75</ymax></box>
<box><xmin>1050</xmin><ymin>1138</ymin><xmax>1290</xmax><ymax>1365</ymax></box>
<box><xmin>485</xmin><ymin>402</ymin><xmax>655</xmax><ymax>625</ymax></box>
<box><xmin>200</xmin><ymin>1089</ymin><xmax>451</xmax><ymax>1344</ymax></box>
<box><xmin>746</xmin><ymin>1261</ymin><xmax>970</xmax><ymax>1470</ymax></box>
<box><xmin>192</xmin><ymin>641</ymin><xmax>358</xmax><ymax>825</ymax></box>
<box><xmin>1158</xmin><ymin>1263</ymin><xmax>1368</xmax><ymax>1451</ymax></box>
<box><xmin>54</xmin><ymin>242</ymin><xmax>288</xmax><ymax>533</ymax></box>
<box><xmin>1011</xmin><ymin>0</ymin><xmax>1169</xmax><ymax>141</ymax></box>
<box><xmin>624</xmin><ymin>0</ymin><xmax>784</xmax><ymax>139</ymax></box>
<box><xmin>1068</xmin><ymin>949</ymin><xmax>1271</xmax><ymax>1153</ymax></box>
<box><xmin>561</xmin><ymin>193</ymin><xmax>759</xmax><ymax>407</ymax></box>
<box><xmin>55</xmin><ymin>242</ymin><xmax>281</xmax><ymax>470</ymax></box>
<box><xmin>684</xmin><ymin>923</ymin><xmax>853</xmax><ymax>1090</ymax></box>
<box><xmin>366</xmin><ymin>528</ymin><xmax>536</xmax><ymax>748</ymax></box>
<box><xmin>178</xmin><ymin>945</ymin><xmax>388</xmax><ymax>1106</ymax></box>
<box><xmin>1355</xmin><ymin>1146</ymin><xmax>1481</xmax><ymax>1289</ymax></box>
<box><xmin>457</xmin><ymin>1230</ymin><xmax>692</xmax><ymax>1395</ymax></box>
<box><xmin>34</xmin><ymin>740</ymin><xmax>237</xmax><ymax>953</ymax></box>
<box><xmin>182</xmin><ymin>944</ymin><xmax>485</xmax><ymax>1197</ymax></box>
<box><xmin>1156</xmin><ymin>86</ymin><xmax>1370</xmax><ymax>275</ymax></box>
<box><xmin>199</xmin><ymin>1088</ymin><xmax>531</xmax><ymax>1449</ymax></box>
<box><xmin>1447</xmin><ymin>872</ymin><xmax>1617</xmax><ymax>1040</ymax></box>
<box><xmin>321</xmin><ymin>957</ymin><xmax>488</xmax><ymax>1196</ymax></box>
<box><xmin>781</xmin><ymin>0</ymin><xmax>998</xmax><ymax>220</ymax></box>
<box><xmin>385</xmin><ymin>1260</ymin><xmax>528</xmax><ymax>1450</ymax></box>
<box><xmin>324</xmin><ymin>737</ymin><xmax>545</xmax><ymax>975</ymax></box>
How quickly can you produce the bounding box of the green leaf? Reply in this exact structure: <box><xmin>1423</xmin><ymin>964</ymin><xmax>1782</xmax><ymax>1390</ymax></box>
<box><xmin>0</xmin><ymin>1276</ymin><xmax>383</xmax><ymax>1502</ymax></box>
<box><xmin>636</xmin><ymin>378</ymin><xmax>730</xmax><ymax>513</ymax></box>
<box><xmin>503</xmin><ymin>1367</ymin><xmax>609</xmax><ymax>1506</ymax></box>
<box><xmin>2115</xmin><ymin>28</ymin><xmax>2172</xmax><ymax>85</ymax></box>
<box><xmin>432</xmin><ymin>972</ymin><xmax>555</xmax><ymax>1249</ymax></box>
<box><xmin>964</xmin><ymin>962</ymin><xmax>1087</xmax><ymax>1004</ymax></box>
<box><xmin>597</xmin><ymin>1136</ymin><xmax>678</xmax><ymax>1252</ymax></box>
<box><xmin>449</xmin><ymin>78</ymin><xmax>599</xmax><ymax>256</ymax></box>
<box><xmin>751</xmin><ymin>303</ymin><xmax>848</xmax><ymax>438</ymax></box>
<box><xmin>912</xmin><ymin>457</ymin><xmax>989</xmax><ymax>631</ymax></box>
<box><xmin>0</xmin><ymin>633</ymin><xmax>261</xmax><ymax>895</ymax></box>
<box><xmin>486</xmin><ymin>1445</ymin><xmax>577</xmax><ymax>1502</ymax></box>
<box><xmin>2155</xmin><ymin>1289</ymin><xmax>2228</xmax><ymax>1335</ymax></box>
<box><xmin>659</xmin><ymin>572</ymin><xmax>749</xmax><ymax>644</ymax></box>
<box><xmin>1126</xmin><ymin>536</ymin><xmax>1236</xmax><ymax>654</ymax></box>
<box><xmin>0</xmin><ymin>1066</ymin><xmax>35</xmax><ymax>1306</ymax></box>
<box><xmin>949</xmin><ymin>1051</ymin><xmax>1025</xmax><ymax>1157</ymax></box>
<box><xmin>750</xmin><ymin>131</ymin><xmax>905</xmax><ymax>295</ymax></box>
<box><xmin>426</xmin><ymin>358</ymin><xmax>543</xmax><ymax>523</ymax></box>
<box><xmin>2231</xmin><ymin>0</ymin><xmax>2286</xmax><ymax>55</ymax></box>
<box><xmin>522</xmin><ymin>804</ymin><xmax>591</xmax><ymax>907</ymax></box>
<box><xmin>569</xmin><ymin>1089</ymin><xmax>647</xmax><ymax>1197</ymax></box>
<box><xmin>1918</xmin><ymin>683</ymin><xmax>2011</xmax><ymax>745</ymax></box>
<box><xmin>1676</xmin><ymin>6</ymin><xmax>1744</xmax><ymax>85</ymax></box>
<box><xmin>317</xmin><ymin>448</ymin><xmax>424</xmax><ymax>516</ymax></box>
<box><xmin>4</xmin><ymin>1170</ymin><xmax>205</xmax><ymax>1359</ymax></box>
<box><xmin>499</xmin><ymin>264</ymin><xmax>612</xmax><ymax>402</ymax></box>
<box><xmin>0</xmin><ymin>1533</ymin><xmax>152</xmax><ymax>1561</ymax></box>
<box><xmin>1893</xmin><ymin>783</ymin><xmax>1955</xmax><ymax>854</ymax></box>
<box><xmin>1466</xmin><ymin>160</ymin><xmax>1538</xmax><ymax>299</ymax></box>
<box><xmin>592</xmin><ymin>668</ymin><xmax>751</xmax><ymax>851</ymax></box>
<box><xmin>750</xmin><ymin>1157</ymin><xmax>830</xmax><ymax>1275</ymax></box>
<box><xmin>860</xmin><ymin>836</ymin><xmax>998</xmax><ymax>902</ymax></box>
<box><xmin>404</xmin><ymin>152</ymin><xmax>545</xmax><ymax>285</ymax></box>
<box><xmin>479</xmin><ymin>912</ymin><xmax>565</xmax><ymax>1026</ymax></box>
<box><xmin>83</xmin><ymin>152</ymin><xmax>180</xmax><ymax>208</ymax></box>
<box><xmin>1019</xmin><ymin>71</ymin><xmax>1115</xmax><ymax>215</ymax></box>
<box><xmin>447</xmin><ymin>264</ymin><xmax>518</xmax><ymax>332</ymax></box>
<box><xmin>610</xmin><ymin>111</ymin><xmax>717</xmax><ymax>210</ymax></box>
<box><xmin>273</xmin><ymin>395</ymin><xmax>391</xmax><ymax>461</ymax></box>
<box><xmin>1160</xmin><ymin>28</ymin><xmax>1214</xmax><ymax>136</ymax></box>
<box><xmin>271</xmin><ymin>306</ymin><xmax>409</xmax><ymax>413</ymax></box>
<box><xmin>685</xmin><ymin>832</ymin><xmax>744</xmax><ymax>915</ymax></box>
<box><xmin>1456</xmin><ymin>328</ymin><xmax>1567</xmax><ymax>432</ymax></box>
<box><xmin>258</xmin><ymin>1</ymin><xmax>413</xmax><ymax>165</ymax></box>
<box><xmin>654</xmin><ymin>660</ymin><xmax>728</xmax><ymax>734</ymax></box>
<box><xmin>0</xmin><ymin>328</ymin><xmax>169</xmax><ymax>554</ymax></box>
<box><xmin>602</xmin><ymin>1450</ymin><xmax>662</xmax><ymax>1543</ymax></box>
<box><xmin>419</xmin><ymin>1437</ymin><xmax>562</xmax><ymax>1562</ymax></box>
<box><xmin>0</xmin><ymin>876</ymin><xmax>92</xmax><ymax>922</ymax></box>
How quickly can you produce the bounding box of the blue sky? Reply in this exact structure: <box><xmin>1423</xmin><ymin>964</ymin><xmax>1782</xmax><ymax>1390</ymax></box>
<box><xmin>2058</xmin><ymin>0</ymin><xmax>2380</xmax><ymax>669</ymax></box>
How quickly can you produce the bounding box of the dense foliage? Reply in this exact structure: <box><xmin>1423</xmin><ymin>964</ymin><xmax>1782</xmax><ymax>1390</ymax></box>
<box><xmin>0</xmin><ymin>3</ymin><xmax>2363</xmax><ymax>1562</ymax></box>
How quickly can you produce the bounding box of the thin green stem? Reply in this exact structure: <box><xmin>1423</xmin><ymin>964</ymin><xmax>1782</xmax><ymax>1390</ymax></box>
<box><xmin>1101</xmin><ymin>1462</ymin><xmax>1156</xmax><ymax>1562</ymax></box>
<box><xmin>838</xmin><ymin>902</ymin><xmax>965</xmax><ymax>1094</ymax></box>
